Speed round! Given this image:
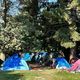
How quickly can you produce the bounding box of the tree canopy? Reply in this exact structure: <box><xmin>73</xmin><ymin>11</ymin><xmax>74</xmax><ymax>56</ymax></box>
<box><xmin>0</xmin><ymin>0</ymin><xmax>80</xmax><ymax>54</ymax></box>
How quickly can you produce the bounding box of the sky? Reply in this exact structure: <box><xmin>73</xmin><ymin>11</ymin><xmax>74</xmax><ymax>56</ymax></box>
<box><xmin>0</xmin><ymin>0</ymin><xmax>58</xmax><ymax>23</ymax></box>
<box><xmin>0</xmin><ymin>0</ymin><xmax>3</xmax><ymax>3</ymax></box>
<box><xmin>0</xmin><ymin>0</ymin><xmax>20</xmax><ymax>16</ymax></box>
<box><xmin>0</xmin><ymin>0</ymin><xmax>58</xmax><ymax>16</ymax></box>
<box><xmin>8</xmin><ymin>0</ymin><xmax>58</xmax><ymax>16</ymax></box>
<box><xmin>8</xmin><ymin>0</ymin><xmax>20</xmax><ymax>16</ymax></box>
<box><xmin>48</xmin><ymin>0</ymin><xmax>57</xmax><ymax>3</ymax></box>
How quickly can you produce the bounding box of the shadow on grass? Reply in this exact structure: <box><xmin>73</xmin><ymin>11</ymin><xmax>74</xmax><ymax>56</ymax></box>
<box><xmin>0</xmin><ymin>71</ymin><xmax>23</xmax><ymax>80</ymax></box>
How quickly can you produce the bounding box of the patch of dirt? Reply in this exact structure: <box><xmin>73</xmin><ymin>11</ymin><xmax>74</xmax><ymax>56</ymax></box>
<box><xmin>29</xmin><ymin>63</ymin><xmax>47</xmax><ymax>70</ymax></box>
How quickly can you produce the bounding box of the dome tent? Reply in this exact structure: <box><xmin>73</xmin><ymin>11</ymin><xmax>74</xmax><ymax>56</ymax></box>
<box><xmin>56</xmin><ymin>57</ymin><xmax>71</xmax><ymax>69</ymax></box>
<box><xmin>23</xmin><ymin>53</ymin><xmax>31</xmax><ymax>61</ymax></box>
<box><xmin>1</xmin><ymin>53</ymin><xmax>30</xmax><ymax>71</ymax></box>
<box><xmin>68</xmin><ymin>59</ymin><xmax>80</xmax><ymax>72</ymax></box>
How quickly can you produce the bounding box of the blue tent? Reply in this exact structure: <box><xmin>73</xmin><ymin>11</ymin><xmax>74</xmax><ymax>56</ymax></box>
<box><xmin>23</xmin><ymin>53</ymin><xmax>31</xmax><ymax>61</ymax></box>
<box><xmin>56</xmin><ymin>57</ymin><xmax>71</xmax><ymax>69</ymax></box>
<box><xmin>35</xmin><ymin>52</ymin><xmax>47</xmax><ymax>62</ymax></box>
<box><xmin>1</xmin><ymin>54</ymin><xmax>29</xmax><ymax>71</ymax></box>
<box><xmin>40</xmin><ymin>52</ymin><xmax>47</xmax><ymax>57</ymax></box>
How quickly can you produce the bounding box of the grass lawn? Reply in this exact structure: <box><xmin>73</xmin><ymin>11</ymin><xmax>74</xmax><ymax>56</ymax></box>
<box><xmin>0</xmin><ymin>69</ymin><xmax>80</xmax><ymax>80</ymax></box>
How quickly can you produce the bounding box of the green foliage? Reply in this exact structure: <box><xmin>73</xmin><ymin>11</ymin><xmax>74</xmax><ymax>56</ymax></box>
<box><xmin>53</xmin><ymin>0</ymin><xmax>80</xmax><ymax>48</ymax></box>
<box><xmin>53</xmin><ymin>28</ymin><xmax>70</xmax><ymax>42</ymax></box>
<box><xmin>70</xmin><ymin>31</ymin><xmax>80</xmax><ymax>41</ymax></box>
<box><xmin>0</xmin><ymin>18</ymin><xmax>22</xmax><ymax>52</ymax></box>
<box><xmin>0</xmin><ymin>0</ymin><xmax>80</xmax><ymax>53</ymax></box>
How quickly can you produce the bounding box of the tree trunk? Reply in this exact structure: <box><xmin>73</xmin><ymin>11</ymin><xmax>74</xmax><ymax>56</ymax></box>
<box><xmin>29</xmin><ymin>0</ymin><xmax>38</xmax><ymax>16</ymax></box>
<box><xmin>69</xmin><ymin>48</ymin><xmax>76</xmax><ymax>63</ymax></box>
<box><xmin>4</xmin><ymin>0</ymin><xmax>7</xmax><ymax>28</ymax></box>
<box><xmin>0</xmin><ymin>52</ymin><xmax>5</xmax><ymax>61</ymax></box>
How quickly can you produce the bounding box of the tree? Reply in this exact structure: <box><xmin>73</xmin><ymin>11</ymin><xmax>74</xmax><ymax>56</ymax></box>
<box><xmin>0</xmin><ymin>0</ymin><xmax>27</xmax><ymax>53</ymax></box>
<box><xmin>0</xmin><ymin>0</ymin><xmax>42</xmax><ymax>53</ymax></box>
<box><xmin>0</xmin><ymin>0</ymin><xmax>80</xmax><ymax>62</ymax></box>
<box><xmin>29</xmin><ymin>0</ymin><xmax>80</xmax><ymax>60</ymax></box>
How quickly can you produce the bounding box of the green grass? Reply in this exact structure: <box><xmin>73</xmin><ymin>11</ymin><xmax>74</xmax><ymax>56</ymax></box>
<box><xmin>0</xmin><ymin>69</ymin><xmax>80</xmax><ymax>80</ymax></box>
